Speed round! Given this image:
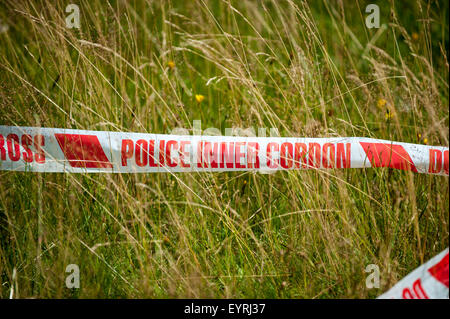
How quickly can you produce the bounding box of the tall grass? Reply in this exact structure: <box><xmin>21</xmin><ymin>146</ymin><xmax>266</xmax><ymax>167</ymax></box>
<box><xmin>0</xmin><ymin>0</ymin><xmax>448</xmax><ymax>298</ymax></box>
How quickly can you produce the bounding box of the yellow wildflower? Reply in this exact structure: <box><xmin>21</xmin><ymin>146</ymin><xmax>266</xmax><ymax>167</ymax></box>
<box><xmin>412</xmin><ymin>32</ymin><xmax>419</xmax><ymax>41</ymax></box>
<box><xmin>377</xmin><ymin>98</ymin><xmax>387</xmax><ymax>109</ymax></box>
<box><xmin>195</xmin><ymin>94</ymin><xmax>205</xmax><ymax>103</ymax></box>
<box><xmin>423</xmin><ymin>138</ymin><xmax>428</xmax><ymax>145</ymax></box>
<box><xmin>167</xmin><ymin>60</ymin><xmax>175</xmax><ymax>70</ymax></box>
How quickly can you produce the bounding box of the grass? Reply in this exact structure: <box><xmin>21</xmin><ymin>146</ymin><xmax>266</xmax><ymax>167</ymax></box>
<box><xmin>0</xmin><ymin>0</ymin><xmax>448</xmax><ymax>298</ymax></box>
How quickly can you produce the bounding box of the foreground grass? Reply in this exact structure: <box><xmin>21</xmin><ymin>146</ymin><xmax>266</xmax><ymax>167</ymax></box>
<box><xmin>0</xmin><ymin>0</ymin><xmax>448</xmax><ymax>298</ymax></box>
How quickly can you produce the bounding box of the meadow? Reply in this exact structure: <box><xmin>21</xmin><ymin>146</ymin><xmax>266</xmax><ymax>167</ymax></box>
<box><xmin>0</xmin><ymin>0</ymin><xmax>448</xmax><ymax>298</ymax></box>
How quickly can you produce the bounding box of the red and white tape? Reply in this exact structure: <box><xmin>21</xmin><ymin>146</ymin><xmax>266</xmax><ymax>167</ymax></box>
<box><xmin>0</xmin><ymin>125</ymin><xmax>448</xmax><ymax>175</ymax></box>
<box><xmin>378</xmin><ymin>248</ymin><xmax>449</xmax><ymax>299</ymax></box>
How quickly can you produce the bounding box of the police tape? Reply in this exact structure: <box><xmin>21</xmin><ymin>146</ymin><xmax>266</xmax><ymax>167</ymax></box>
<box><xmin>0</xmin><ymin>125</ymin><xmax>448</xmax><ymax>175</ymax></box>
<box><xmin>378</xmin><ymin>248</ymin><xmax>449</xmax><ymax>299</ymax></box>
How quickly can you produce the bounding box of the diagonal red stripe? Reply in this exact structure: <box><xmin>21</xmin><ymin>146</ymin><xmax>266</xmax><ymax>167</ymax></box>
<box><xmin>428</xmin><ymin>253</ymin><xmax>449</xmax><ymax>288</ymax></box>
<box><xmin>360</xmin><ymin>142</ymin><xmax>418</xmax><ymax>173</ymax></box>
<box><xmin>55</xmin><ymin>134</ymin><xmax>113</xmax><ymax>168</ymax></box>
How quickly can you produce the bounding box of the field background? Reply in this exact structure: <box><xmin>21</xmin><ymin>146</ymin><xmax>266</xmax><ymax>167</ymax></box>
<box><xmin>0</xmin><ymin>0</ymin><xmax>448</xmax><ymax>298</ymax></box>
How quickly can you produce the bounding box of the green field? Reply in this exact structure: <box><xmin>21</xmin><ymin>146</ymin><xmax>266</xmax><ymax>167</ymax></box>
<box><xmin>0</xmin><ymin>0</ymin><xmax>448</xmax><ymax>298</ymax></box>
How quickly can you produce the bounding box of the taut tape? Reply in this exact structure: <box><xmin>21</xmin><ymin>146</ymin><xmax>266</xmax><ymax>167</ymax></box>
<box><xmin>378</xmin><ymin>248</ymin><xmax>449</xmax><ymax>299</ymax></box>
<box><xmin>0</xmin><ymin>125</ymin><xmax>448</xmax><ymax>174</ymax></box>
